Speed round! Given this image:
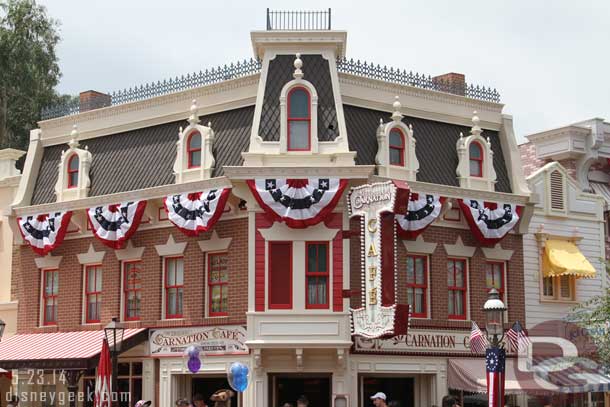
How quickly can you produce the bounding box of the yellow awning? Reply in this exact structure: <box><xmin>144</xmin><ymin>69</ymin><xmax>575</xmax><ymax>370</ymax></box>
<box><xmin>542</xmin><ymin>240</ymin><xmax>596</xmax><ymax>278</ymax></box>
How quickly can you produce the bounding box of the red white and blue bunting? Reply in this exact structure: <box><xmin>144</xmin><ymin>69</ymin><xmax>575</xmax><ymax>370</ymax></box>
<box><xmin>396</xmin><ymin>192</ymin><xmax>445</xmax><ymax>239</ymax></box>
<box><xmin>247</xmin><ymin>178</ymin><xmax>347</xmax><ymax>228</ymax></box>
<box><xmin>458</xmin><ymin>198</ymin><xmax>523</xmax><ymax>246</ymax></box>
<box><xmin>17</xmin><ymin>211</ymin><xmax>73</xmax><ymax>256</ymax></box>
<box><xmin>164</xmin><ymin>188</ymin><xmax>230</xmax><ymax>236</ymax></box>
<box><xmin>87</xmin><ymin>201</ymin><xmax>147</xmax><ymax>249</ymax></box>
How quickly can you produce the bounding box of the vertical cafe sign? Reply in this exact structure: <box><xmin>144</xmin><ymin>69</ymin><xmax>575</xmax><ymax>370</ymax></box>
<box><xmin>348</xmin><ymin>180</ymin><xmax>410</xmax><ymax>338</ymax></box>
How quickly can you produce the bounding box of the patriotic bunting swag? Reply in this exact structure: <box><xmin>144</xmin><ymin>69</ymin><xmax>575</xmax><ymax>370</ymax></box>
<box><xmin>486</xmin><ymin>347</ymin><xmax>506</xmax><ymax>407</ymax></box>
<box><xmin>396</xmin><ymin>193</ymin><xmax>445</xmax><ymax>239</ymax></box>
<box><xmin>458</xmin><ymin>199</ymin><xmax>523</xmax><ymax>246</ymax></box>
<box><xmin>164</xmin><ymin>188</ymin><xmax>230</xmax><ymax>236</ymax></box>
<box><xmin>87</xmin><ymin>201</ymin><xmax>147</xmax><ymax>249</ymax></box>
<box><xmin>18</xmin><ymin>211</ymin><xmax>72</xmax><ymax>256</ymax></box>
<box><xmin>247</xmin><ymin>178</ymin><xmax>347</xmax><ymax>228</ymax></box>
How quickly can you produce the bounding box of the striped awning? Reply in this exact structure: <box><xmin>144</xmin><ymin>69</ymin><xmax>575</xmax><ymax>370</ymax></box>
<box><xmin>0</xmin><ymin>329</ymin><xmax>145</xmax><ymax>369</ymax></box>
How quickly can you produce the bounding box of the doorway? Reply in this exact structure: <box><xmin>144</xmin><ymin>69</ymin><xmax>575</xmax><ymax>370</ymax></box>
<box><xmin>192</xmin><ymin>377</ymin><xmax>239</xmax><ymax>406</ymax></box>
<box><xmin>360</xmin><ymin>376</ymin><xmax>415</xmax><ymax>407</ymax></box>
<box><xmin>269</xmin><ymin>374</ymin><xmax>332</xmax><ymax>407</ymax></box>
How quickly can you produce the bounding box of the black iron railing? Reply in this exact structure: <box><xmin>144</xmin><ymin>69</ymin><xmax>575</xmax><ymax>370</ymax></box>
<box><xmin>40</xmin><ymin>58</ymin><xmax>262</xmax><ymax>120</ymax></box>
<box><xmin>266</xmin><ymin>8</ymin><xmax>331</xmax><ymax>30</ymax></box>
<box><xmin>336</xmin><ymin>58</ymin><xmax>501</xmax><ymax>103</ymax></box>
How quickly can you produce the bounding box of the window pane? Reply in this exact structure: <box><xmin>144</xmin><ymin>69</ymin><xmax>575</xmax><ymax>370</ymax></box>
<box><xmin>87</xmin><ymin>269</ymin><xmax>96</xmax><ymax>292</ymax></box>
<box><xmin>188</xmin><ymin>132</ymin><xmax>201</xmax><ymax>149</ymax></box>
<box><xmin>167</xmin><ymin>260</ymin><xmax>176</xmax><ymax>285</ymax></box>
<box><xmin>167</xmin><ymin>289</ymin><xmax>176</xmax><ymax>315</ymax></box>
<box><xmin>470</xmin><ymin>159</ymin><xmax>481</xmax><ymax>177</ymax></box>
<box><xmin>407</xmin><ymin>289</ymin><xmax>413</xmax><ymax>309</ymax></box>
<box><xmin>211</xmin><ymin>286</ymin><xmax>221</xmax><ymax>313</ymax></box>
<box><xmin>406</xmin><ymin>258</ymin><xmax>414</xmax><ymax>283</ymax></box>
<box><xmin>317</xmin><ymin>277</ymin><xmax>327</xmax><ymax>305</ymax></box>
<box><xmin>448</xmin><ymin>291</ymin><xmax>454</xmax><ymax>315</ymax></box>
<box><xmin>390</xmin><ymin>147</ymin><xmax>402</xmax><ymax>165</ymax></box>
<box><xmin>189</xmin><ymin>150</ymin><xmax>201</xmax><ymax>167</ymax></box>
<box><xmin>221</xmin><ymin>285</ymin><xmax>228</xmax><ymax>312</ymax></box>
<box><xmin>415</xmin><ymin>288</ymin><xmax>424</xmax><ymax>314</ymax></box>
<box><xmin>288</xmin><ymin>121</ymin><xmax>309</xmax><ymax>150</ymax></box>
<box><xmin>177</xmin><ymin>288</ymin><xmax>183</xmax><ymax>315</ymax></box>
<box><xmin>53</xmin><ymin>272</ymin><xmax>59</xmax><ymax>294</ymax></box>
<box><xmin>389</xmin><ymin>129</ymin><xmax>403</xmax><ymax>147</ymax></box>
<box><xmin>289</xmin><ymin>88</ymin><xmax>309</xmax><ymax>118</ymax></box>
<box><xmin>415</xmin><ymin>258</ymin><xmax>425</xmax><ymax>285</ymax></box>
<box><xmin>447</xmin><ymin>262</ymin><xmax>455</xmax><ymax>286</ymax></box>
<box><xmin>543</xmin><ymin>277</ymin><xmax>554</xmax><ymax>297</ymax></box>
<box><xmin>317</xmin><ymin>244</ymin><xmax>328</xmax><ymax>272</ymax></box>
<box><xmin>455</xmin><ymin>293</ymin><xmax>464</xmax><ymax>316</ymax></box>
<box><xmin>132</xmin><ymin>362</ymin><xmax>143</xmax><ymax>376</ymax></box>
<box><xmin>307</xmin><ymin>244</ymin><xmax>317</xmax><ymax>272</ymax></box>
<box><xmin>560</xmin><ymin>276</ymin><xmax>571</xmax><ymax>298</ymax></box>
<box><xmin>175</xmin><ymin>258</ymin><xmax>184</xmax><ymax>285</ymax></box>
<box><xmin>69</xmin><ymin>155</ymin><xmax>79</xmax><ymax>170</ymax></box>
<box><xmin>69</xmin><ymin>171</ymin><xmax>79</xmax><ymax>186</ymax></box>
<box><xmin>469</xmin><ymin>143</ymin><xmax>482</xmax><ymax>158</ymax></box>
<box><xmin>456</xmin><ymin>268</ymin><xmax>464</xmax><ymax>287</ymax></box>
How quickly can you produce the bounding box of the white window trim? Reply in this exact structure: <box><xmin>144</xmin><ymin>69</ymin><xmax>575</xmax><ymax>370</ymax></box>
<box><xmin>405</xmin><ymin>253</ymin><xmax>431</xmax><ymax>320</ymax></box>
<box><xmin>39</xmin><ymin>268</ymin><xmax>59</xmax><ymax>327</ymax></box>
<box><xmin>82</xmin><ymin>263</ymin><xmax>103</xmax><ymax>326</ymax></box>
<box><xmin>540</xmin><ymin>274</ymin><xmax>577</xmax><ymax>303</ymax></box>
<box><xmin>204</xmin><ymin>250</ymin><xmax>230</xmax><ymax>318</ymax></box>
<box><xmin>120</xmin><ymin>259</ymin><xmax>144</xmax><ymax>322</ymax></box>
<box><xmin>279</xmin><ymin>77</ymin><xmax>319</xmax><ymax>153</ymax></box>
<box><xmin>161</xmin><ymin>256</ymin><xmax>185</xmax><ymax>320</ymax></box>
<box><xmin>447</xmin><ymin>257</ymin><xmax>470</xmax><ymax>321</ymax></box>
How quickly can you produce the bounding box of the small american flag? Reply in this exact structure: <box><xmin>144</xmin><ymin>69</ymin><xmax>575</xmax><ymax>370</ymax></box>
<box><xmin>469</xmin><ymin>321</ymin><xmax>489</xmax><ymax>354</ymax></box>
<box><xmin>506</xmin><ymin>321</ymin><xmax>530</xmax><ymax>354</ymax></box>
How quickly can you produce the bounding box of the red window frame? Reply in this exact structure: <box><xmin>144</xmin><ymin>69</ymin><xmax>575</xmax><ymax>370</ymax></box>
<box><xmin>469</xmin><ymin>141</ymin><xmax>483</xmax><ymax>177</ymax></box>
<box><xmin>42</xmin><ymin>269</ymin><xmax>59</xmax><ymax>326</ymax></box>
<box><xmin>208</xmin><ymin>252</ymin><xmax>229</xmax><ymax>316</ymax></box>
<box><xmin>389</xmin><ymin>128</ymin><xmax>406</xmax><ymax>167</ymax></box>
<box><xmin>305</xmin><ymin>242</ymin><xmax>330</xmax><ymax>309</ymax></box>
<box><xmin>164</xmin><ymin>257</ymin><xmax>184</xmax><ymax>319</ymax></box>
<box><xmin>485</xmin><ymin>261</ymin><xmax>505</xmax><ymax>301</ymax></box>
<box><xmin>186</xmin><ymin>131</ymin><xmax>202</xmax><ymax>169</ymax></box>
<box><xmin>67</xmin><ymin>153</ymin><xmax>79</xmax><ymax>188</ymax></box>
<box><xmin>287</xmin><ymin>86</ymin><xmax>311</xmax><ymax>151</ymax></box>
<box><xmin>85</xmin><ymin>264</ymin><xmax>102</xmax><ymax>323</ymax></box>
<box><xmin>268</xmin><ymin>241</ymin><xmax>293</xmax><ymax>309</ymax></box>
<box><xmin>123</xmin><ymin>260</ymin><xmax>142</xmax><ymax>321</ymax></box>
<box><xmin>447</xmin><ymin>258</ymin><xmax>467</xmax><ymax>320</ymax></box>
<box><xmin>406</xmin><ymin>255</ymin><xmax>428</xmax><ymax>318</ymax></box>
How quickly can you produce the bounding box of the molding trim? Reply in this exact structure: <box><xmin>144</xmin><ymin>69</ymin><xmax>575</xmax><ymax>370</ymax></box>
<box><xmin>443</xmin><ymin>236</ymin><xmax>476</xmax><ymax>258</ymax></box>
<box><xmin>480</xmin><ymin>244</ymin><xmax>514</xmax><ymax>261</ymax></box>
<box><xmin>115</xmin><ymin>241</ymin><xmax>145</xmax><ymax>261</ymax></box>
<box><xmin>77</xmin><ymin>243</ymin><xmax>106</xmax><ymax>264</ymax></box>
<box><xmin>402</xmin><ymin>235</ymin><xmax>437</xmax><ymax>255</ymax></box>
<box><xmin>259</xmin><ymin>220</ymin><xmax>339</xmax><ymax>241</ymax></box>
<box><xmin>155</xmin><ymin>234</ymin><xmax>187</xmax><ymax>257</ymax></box>
<box><xmin>224</xmin><ymin>166</ymin><xmax>374</xmax><ymax>179</ymax></box>
<box><xmin>34</xmin><ymin>254</ymin><xmax>62</xmax><ymax>269</ymax></box>
<box><xmin>198</xmin><ymin>230</ymin><xmax>232</xmax><ymax>253</ymax></box>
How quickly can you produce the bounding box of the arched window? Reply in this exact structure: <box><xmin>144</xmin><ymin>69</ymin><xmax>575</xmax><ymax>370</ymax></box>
<box><xmin>469</xmin><ymin>142</ymin><xmax>483</xmax><ymax>177</ymax></box>
<box><xmin>67</xmin><ymin>154</ymin><xmax>79</xmax><ymax>188</ymax></box>
<box><xmin>187</xmin><ymin>131</ymin><xmax>202</xmax><ymax>168</ymax></box>
<box><xmin>389</xmin><ymin>128</ymin><xmax>405</xmax><ymax>166</ymax></box>
<box><xmin>287</xmin><ymin>87</ymin><xmax>311</xmax><ymax>151</ymax></box>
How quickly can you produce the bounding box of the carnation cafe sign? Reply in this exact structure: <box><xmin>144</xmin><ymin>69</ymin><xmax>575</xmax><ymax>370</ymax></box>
<box><xmin>354</xmin><ymin>329</ymin><xmax>472</xmax><ymax>354</ymax></box>
<box><xmin>150</xmin><ymin>326</ymin><xmax>248</xmax><ymax>356</ymax></box>
<box><xmin>348</xmin><ymin>181</ymin><xmax>410</xmax><ymax>339</ymax></box>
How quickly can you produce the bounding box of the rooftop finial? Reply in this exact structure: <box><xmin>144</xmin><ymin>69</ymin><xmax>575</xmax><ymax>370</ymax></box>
<box><xmin>293</xmin><ymin>53</ymin><xmax>304</xmax><ymax>79</ymax></box>
<box><xmin>188</xmin><ymin>99</ymin><xmax>200</xmax><ymax>125</ymax></box>
<box><xmin>68</xmin><ymin>124</ymin><xmax>79</xmax><ymax>149</ymax></box>
<box><xmin>470</xmin><ymin>110</ymin><xmax>482</xmax><ymax>137</ymax></box>
<box><xmin>391</xmin><ymin>96</ymin><xmax>403</xmax><ymax>122</ymax></box>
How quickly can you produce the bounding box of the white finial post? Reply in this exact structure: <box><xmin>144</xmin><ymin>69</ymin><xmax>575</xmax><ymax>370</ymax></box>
<box><xmin>471</xmin><ymin>110</ymin><xmax>482</xmax><ymax>137</ymax></box>
<box><xmin>188</xmin><ymin>99</ymin><xmax>200</xmax><ymax>125</ymax></box>
<box><xmin>391</xmin><ymin>96</ymin><xmax>403</xmax><ymax>122</ymax></box>
<box><xmin>68</xmin><ymin>124</ymin><xmax>79</xmax><ymax>149</ymax></box>
<box><xmin>293</xmin><ymin>53</ymin><xmax>304</xmax><ymax>79</ymax></box>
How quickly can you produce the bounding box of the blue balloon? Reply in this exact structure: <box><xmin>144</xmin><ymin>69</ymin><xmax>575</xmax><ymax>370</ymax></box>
<box><xmin>227</xmin><ymin>362</ymin><xmax>249</xmax><ymax>392</ymax></box>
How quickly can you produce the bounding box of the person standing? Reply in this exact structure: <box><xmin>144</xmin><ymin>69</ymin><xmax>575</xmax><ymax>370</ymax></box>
<box><xmin>370</xmin><ymin>392</ymin><xmax>388</xmax><ymax>407</ymax></box>
<box><xmin>296</xmin><ymin>395</ymin><xmax>309</xmax><ymax>407</ymax></box>
<box><xmin>192</xmin><ymin>394</ymin><xmax>208</xmax><ymax>407</ymax></box>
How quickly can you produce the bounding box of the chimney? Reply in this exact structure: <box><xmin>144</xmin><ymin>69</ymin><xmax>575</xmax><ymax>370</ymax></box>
<box><xmin>0</xmin><ymin>148</ymin><xmax>25</xmax><ymax>180</ymax></box>
<box><xmin>432</xmin><ymin>72</ymin><xmax>466</xmax><ymax>96</ymax></box>
<box><xmin>79</xmin><ymin>90</ymin><xmax>111</xmax><ymax>112</ymax></box>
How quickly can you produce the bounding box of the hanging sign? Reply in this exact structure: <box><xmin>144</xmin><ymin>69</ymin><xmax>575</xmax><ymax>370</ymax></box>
<box><xmin>396</xmin><ymin>192</ymin><xmax>445</xmax><ymax>239</ymax></box>
<box><xmin>164</xmin><ymin>188</ymin><xmax>231</xmax><ymax>236</ymax></box>
<box><xmin>347</xmin><ymin>180</ymin><xmax>410</xmax><ymax>339</ymax></box>
<box><xmin>247</xmin><ymin>178</ymin><xmax>347</xmax><ymax>228</ymax></box>
<box><xmin>149</xmin><ymin>326</ymin><xmax>248</xmax><ymax>356</ymax></box>
<box><xmin>458</xmin><ymin>199</ymin><xmax>522</xmax><ymax>245</ymax></box>
<box><xmin>87</xmin><ymin>200</ymin><xmax>147</xmax><ymax>249</ymax></box>
<box><xmin>17</xmin><ymin>211</ymin><xmax>73</xmax><ymax>256</ymax></box>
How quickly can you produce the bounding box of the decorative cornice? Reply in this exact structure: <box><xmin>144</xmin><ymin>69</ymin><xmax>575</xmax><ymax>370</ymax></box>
<box><xmin>338</xmin><ymin>73</ymin><xmax>504</xmax><ymax>113</ymax></box>
<box><xmin>155</xmin><ymin>234</ymin><xmax>187</xmax><ymax>257</ymax></box>
<box><xmin>13</xmin><ymin>176</ymin><xmax>232</xmax><ymax>216</ymax></box>
<box><xmin>198</xmin><ymin>230</ymin><xmax>232</xmax><ymax>253</ymax></box>
<box><xmin>114</xmin><ymin>241</ymin><xmax>145</xmax><ymax>261</ymax></box>
<box><xmin>39</xmin><ymin>74</ymin><xmax>260</xmax><ymax>132</ymax></box>
<box><xmin>444</xmin><ymin>236</ymin><xmax>476</xmax><ymax>258</ymax></box>
<box><xmin>223</xmin><ymin>166</ymin><xmax>375</xmax><ymax>179</ymax></box>
<box><xmin>480</xmin><ymin>244</ymin><xmax>514</xmax><ymax>261</ymax></box>
<box><xmin>526</xmin><ymin>125</ymin><xmax>591</xmax><ymax>143</ymax></box>
<box><xmin>402</xmin><ymin>235</ymin><xmax>437</xmax><ymax>254</ymax></box>
<box><xmin>76</xmin><ymin>243</ymin><xmax>106</xmax><ymax>264</ymax></box>
<box><xmin>34</xmin><ymin>254</ymin><xmax>62</xmax><ymax>269</ymax></box>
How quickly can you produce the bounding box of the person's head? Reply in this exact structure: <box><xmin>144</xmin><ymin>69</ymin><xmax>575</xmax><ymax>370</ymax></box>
<box><xmin>296</xmin><ymin>395</ymin><xmax>309</xmax><ymax>407</ymax></box>
<box><xmin>176</xmin><ymin>399</ymin><xmax>190</xmax><ymax>407</ymax></box>
<box><xmin>192</xmin><ymin>394</ymin><xmax>207</xmax><ymax>407</ymax></box>
<box><xmin>442</xmin><ymin>395</ymin><xmax>458</xmax><ymax>407</ymax></box>
<box><xmin>370</xmin><ymin>392</ymin><xmax>387</xmax><ymax>407</ymax></box>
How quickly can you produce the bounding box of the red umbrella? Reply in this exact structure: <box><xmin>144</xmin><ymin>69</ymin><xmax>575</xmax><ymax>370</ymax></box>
<box><xmin>95</xmin><ymin>339</ymin><xmax>112</xmax><ymax>407</ymax></box>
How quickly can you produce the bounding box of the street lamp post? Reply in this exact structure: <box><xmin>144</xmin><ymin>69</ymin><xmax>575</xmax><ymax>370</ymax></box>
<box><xmin>483</xmin><ymin>289</ymin><xmax>507</xmax><ymax>407</ymax></box>
<box><xmin>104</xmin><ymin>317</ymin><xmax>125</xmax><ymax>407</ymax></box>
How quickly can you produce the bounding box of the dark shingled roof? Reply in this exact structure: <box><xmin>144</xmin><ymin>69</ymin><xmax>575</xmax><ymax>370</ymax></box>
<box><xmin>259</xmin><ymin>54</ymin><xmax>338</xmax><ymax>142</ymax></box>
<box><xmin>30</xmin><ymin>106</ymin><xmax>254</xmax><ymax>205</ymax></box>
<box><xmin>343</xmin><ymin>105</ymin><xmax>512</xmax><ymax>193</ymax></box>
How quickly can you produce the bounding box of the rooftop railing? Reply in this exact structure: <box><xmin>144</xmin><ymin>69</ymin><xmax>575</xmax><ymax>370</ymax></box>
<box><xmin>266</xmin><ymin>8</ymin><xmax>331</xmax><ymax>30</ymax></box>
<box><xmin>40</xmin><ymin>56</ymin><xmax>500</xmax><ymax>120</ymax></box>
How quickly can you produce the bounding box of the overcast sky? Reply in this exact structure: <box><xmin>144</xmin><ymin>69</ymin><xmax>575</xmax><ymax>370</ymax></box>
<box><xmin>37</xmin><ymin>0</ymin><xmax>609</xmax><ymax>143</ymax></box>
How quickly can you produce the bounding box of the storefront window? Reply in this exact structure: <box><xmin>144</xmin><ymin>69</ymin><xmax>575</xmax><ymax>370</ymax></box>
<box><xmin>85</xmin><ymin>265</ymin><xmax>103</xmax><ymax>323</ymax></box>
<box><xmin>208</xmin><ymin>253</ymin><xmax>229</xmax><ymax>316</ymax></box>
<box><xmin>42</xmin><ymin>269</ymin><xmax>59</xmax><ymax>325</ymax></box>
<box><xmin>406</xmin><ymin>255</ymin><xmax>427</xmax><ymax>318</ymax></box>
<box><xmin>165</xmin><ymin>257</ymin><xmax>184</xmax><ymax>319</ymax></box>
<box><xmin>447</xmin><ymin>258</ymin><xmax>467</xmax><ymax>320</ymax></box>
<box><xmin>306</xmin><ymin>242</ymin><xmax>329</xmax><ymax>309</ymax></box>
<box><xmin>117</xmin><ymin>361</ymin><xmax>143</xmax><ymax>407</ymax></box>
<box><xmin>123</xmin><ymin>261</ymin><xmax>142</xmax><ymax>321</ymax></box>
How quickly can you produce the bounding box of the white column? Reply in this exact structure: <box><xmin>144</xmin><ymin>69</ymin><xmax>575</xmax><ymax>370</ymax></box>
<box><xmin>142</xmin><ymin>359</ymin><xmax>156</xmax><ymax>406</ymax></box>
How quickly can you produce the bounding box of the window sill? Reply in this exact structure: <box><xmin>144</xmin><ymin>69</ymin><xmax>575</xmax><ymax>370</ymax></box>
<box><xmin>207</xmin><ymin>315</ymin><xmax>229</xmax><ymax>319</ymax></box>
<box><xmin>539</xmin><ymin>298</ymin><xmax>578</xmax><ymax>305</ymax></box>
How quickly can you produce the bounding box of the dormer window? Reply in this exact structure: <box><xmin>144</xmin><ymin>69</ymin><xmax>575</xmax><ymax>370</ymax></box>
<box><xmin>287</xmin><ymin>87</ymin><xmax>311</xmax><ymax>151</ymax></box>
<box><xmin>67</xmin><ymin>154</ymin><xmax>79</xmax><ymax>188</ymax></box>
<box><xmin>187</xmin><ymin>131</ymin><xmax>202</xmax><ymax>168</ymax></box>
<box><xmin>389</xmin><ymin>128</ymin><xmax>405</xmax><ymax>166</ymax></box>
<box><xmin>469</xmin><ymin>141</ymin><xmax>483</xmax><ymax>177</ymax></box>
